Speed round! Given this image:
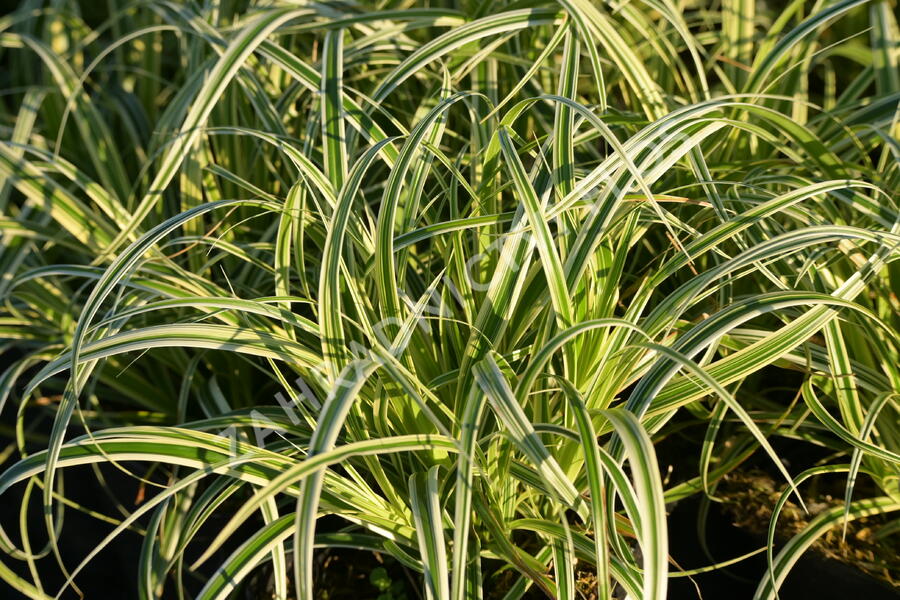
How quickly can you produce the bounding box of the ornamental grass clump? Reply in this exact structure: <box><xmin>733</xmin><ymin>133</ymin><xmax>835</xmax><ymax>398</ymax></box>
<box><xmin>0</xmin><ymin>0</ymin><xmax>898</xmax><ymax>598</ymax></box>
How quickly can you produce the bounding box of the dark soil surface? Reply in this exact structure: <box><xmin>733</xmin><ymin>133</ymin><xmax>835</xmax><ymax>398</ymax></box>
<box><xmin>719</xmin><ymin>469</ymin><xmax>900</xmax><ymax>586</ymax></box>
<box><xmin>666</xmin><ymin>474</ymin><xmax>900</xmax><ymax>600</ymax></box>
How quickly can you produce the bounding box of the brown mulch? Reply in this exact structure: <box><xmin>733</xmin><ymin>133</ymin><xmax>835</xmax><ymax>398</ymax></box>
<box><xmin>718</xmin><ymin>469</ymin><xmax>900</xmax><ymax>587</ymax></box>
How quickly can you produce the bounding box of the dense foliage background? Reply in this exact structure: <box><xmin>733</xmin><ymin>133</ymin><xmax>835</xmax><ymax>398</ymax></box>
<box><xmin>0</xmin><ymin>0</ymin><xmax>898</xmax><ymax>598</ymax></box>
